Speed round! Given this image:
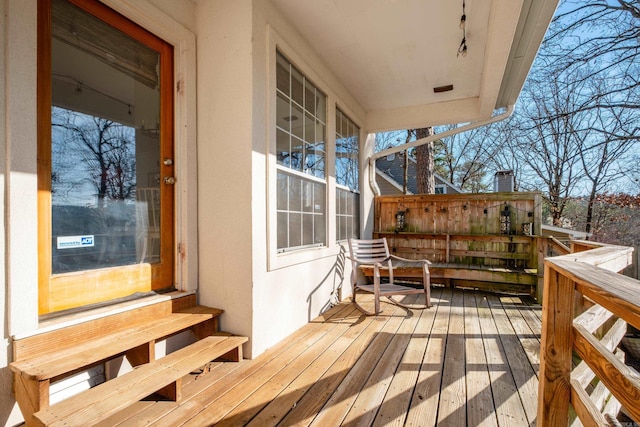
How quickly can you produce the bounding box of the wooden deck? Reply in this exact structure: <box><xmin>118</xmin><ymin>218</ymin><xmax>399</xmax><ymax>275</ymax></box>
<box><xmin>96</xmin><ymin>287</ymin><xmax>542</xmax><ymax>426</ymax></box>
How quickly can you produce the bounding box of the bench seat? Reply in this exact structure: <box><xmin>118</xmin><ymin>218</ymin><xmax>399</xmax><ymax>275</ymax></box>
<box><xmin>33</xmin><ymin>335</ymin><xmax>248</xmax><ymax>426</ymax></box>
<box><xmin>360</xmin><ymin>261</ymin><xmax>538</xmax><ymax>294</ymax></box>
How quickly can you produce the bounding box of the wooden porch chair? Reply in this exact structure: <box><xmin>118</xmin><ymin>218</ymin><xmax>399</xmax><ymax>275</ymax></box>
<box><xmin>347</xmin><ymin>238</ymin><xmax>431</xmax><ymax>315</ymax></box>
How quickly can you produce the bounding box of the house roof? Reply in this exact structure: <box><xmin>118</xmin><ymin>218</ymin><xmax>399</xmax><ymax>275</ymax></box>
<box><xmin>270</xmin><ymin>0</ymin><xmax>559</xmax><ymax>132</ymax></box>
<box><xmin>375</xmin><ymin>155</ymin><xmax>463</xmax><ymax>195</ymax></box>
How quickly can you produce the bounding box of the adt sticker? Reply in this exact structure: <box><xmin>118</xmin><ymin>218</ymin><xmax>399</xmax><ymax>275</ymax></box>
<box><xmin>57</xmin><ymin>235</ymin><xmax>95</xmax><ymax>249</ymax></box>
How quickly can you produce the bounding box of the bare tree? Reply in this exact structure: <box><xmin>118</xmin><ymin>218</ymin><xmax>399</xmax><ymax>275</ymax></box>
<box><xmin>484</xmin><ymin>117</ymin><xmax>524</xmax><ymax>191</ymax></box>
<box><xmin>374</xmin><ymin>130</ymin><xmax>408</xmax><ymax>153</ymax></box>
<box><xmin>403</xmin><ymin>130</ymin><xmax>413</xmax><ymax>194</ymax></box>
<box><xmin>436</xmin><ymin>123</ymin><xmax>497</xmax><ymax>192</ymax></box>
<box><xmin>542</xmin><ymin>0</ymin><xmax>640</xmax><ymax>115</ymax></box>
<box><xmin>578</xmin><ymin>100</ymin><xmax>638</xmax><ymax>232</ymax></box>
<box><xmin>508</xmin><ymin>64</ymin><xmax>590</xmax><ymax>225</ymax></box>
<box><xmin>52</xmin><ymin>107</ymin><xmax>137</xmax><ymax>205</ymax></box>
<box><xmin>414</xmin><ymin>127</ymin><xmax>435</xmax><ymax>194</ymax></box>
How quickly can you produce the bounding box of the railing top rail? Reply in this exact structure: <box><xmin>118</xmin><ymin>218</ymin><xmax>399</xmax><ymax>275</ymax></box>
<box><xmin>546</xmin><ymin>254</ymin><xmax>640</xmax><ymax>331</ymax></box>
<box><xmin>548</xmin><ymin>236</ymin><xmax>570</xmax><ymax>254</ymax></box>
<box><xmin>558</xmin><ymin>244</ymin><xmax>633</xmax><ymax>266</ymax></box>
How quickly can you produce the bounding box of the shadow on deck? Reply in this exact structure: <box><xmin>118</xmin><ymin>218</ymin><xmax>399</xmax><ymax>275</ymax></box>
<box><xmin>99</xmin><ymin>287</ymin><xmax>541</xmax><ymax>426</ymax></box>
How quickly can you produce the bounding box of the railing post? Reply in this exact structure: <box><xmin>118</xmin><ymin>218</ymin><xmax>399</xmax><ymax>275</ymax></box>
<box><xmin>538</xmin><ymin>262</ymin><xmax>575</xmax><ymax>426</ymax></box>
<box><xmin>535</xmin><ymin>236</ymin><xmax>545</xmax><ymax>302</ymax></box>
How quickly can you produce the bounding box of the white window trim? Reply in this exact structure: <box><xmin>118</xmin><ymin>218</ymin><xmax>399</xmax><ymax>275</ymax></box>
<box><xmin>435</xmin><ymin>184</ymin><xmax>447</xmax><ymax>194</ymax></box>
<box><xmin>334</xmin><ymin>108</ymin><xmax>361</xmax><ymax>242</ymax></box>
<box><xmin>335</xmin><ymin>186</ymin><xmax>361</xmax><ymax>243</ymax></box>
<box><xmin>266</xmin><ymin>26</ymin><xmax>364</xmax><ymax>271</ymax></box>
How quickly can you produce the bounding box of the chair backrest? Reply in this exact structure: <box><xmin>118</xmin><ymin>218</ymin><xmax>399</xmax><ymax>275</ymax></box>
<box><xmin>348</xmin><ymin>238</ymin><xmax>394</xmax><ymax>282</ymax></box>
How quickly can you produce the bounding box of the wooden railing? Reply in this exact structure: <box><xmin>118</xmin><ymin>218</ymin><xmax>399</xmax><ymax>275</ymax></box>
<box><xmin>538</xmin><ymin>240</ymin><xmax>640</xmax><ymax>426</ymax></box>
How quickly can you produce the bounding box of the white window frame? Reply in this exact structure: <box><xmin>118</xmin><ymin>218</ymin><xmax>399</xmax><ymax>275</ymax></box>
<box><xmin>275</xmin><ymin>51</ymin><xmax>328</xmax><ymax>253</ymax></box>
<box><xmin>335</xmin><ymin>108</ymin><xmax>360</xmax><ymax>242</ymax></box>
<box><xmin>266</xmin><ymin>27</ymin><xmax>364</xmax><ymax>270</ymax></box>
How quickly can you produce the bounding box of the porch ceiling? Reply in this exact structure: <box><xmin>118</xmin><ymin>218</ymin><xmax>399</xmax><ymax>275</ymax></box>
<box><xmin>270</xmin><ymin>0</ymin><xmax>559</xmax><ymax>132</ymax></box>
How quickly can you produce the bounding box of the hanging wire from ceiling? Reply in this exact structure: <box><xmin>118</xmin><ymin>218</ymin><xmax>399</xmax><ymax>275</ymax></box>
<box><xmin>52</xmin><ymin>73</ymin><xmax>135</xmax><ymax>114</ymax></box>
<box><xmin>457</xmin><ymin>0</ymin><xmax>468</xmax><ymax>57</ymax></box>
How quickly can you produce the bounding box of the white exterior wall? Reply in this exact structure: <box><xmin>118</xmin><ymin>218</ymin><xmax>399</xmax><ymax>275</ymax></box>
<box><xmin>194</xmin><ymin>0</ymin><xmax>372</xmax><ymax>358</ymax></box>
<box><xmin>247</xmin><ymin>0</ymin><xmax>371</xmax><ymax>356</ymax></box>
<box><xmin>194</xmin><ymin>0</ymin><xmax>256</xmax><ymax>351</ymax></box>
<box><xmin>0</xmin><ymin>0</ymin><xmax>375</xmax><ymax>422</ymax></box>
<box><xmin>2</xmin><ymin>1</ymin><xmax>39</xmax><ymax>425</ymax></box>
<box><xmin>0</xmin><ymin>1</ymin><xmax>198</xmax><ymax>423</ymax></box>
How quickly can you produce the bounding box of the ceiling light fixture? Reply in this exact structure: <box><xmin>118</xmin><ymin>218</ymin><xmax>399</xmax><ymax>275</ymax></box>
<box><xmin>457</xmin><ymin>0</ymin><xmax>468</xmax><ymax>57</ymax></box>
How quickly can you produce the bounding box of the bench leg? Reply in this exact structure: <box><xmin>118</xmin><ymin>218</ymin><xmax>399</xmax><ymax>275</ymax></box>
<box><xmin>14</xmin><ymin>375</ymin><xmax>49</xmax><ymax>426</ymax></box>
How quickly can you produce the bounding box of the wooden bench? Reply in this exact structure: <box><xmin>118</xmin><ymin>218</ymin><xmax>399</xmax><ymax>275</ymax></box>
<box><xmin>370</xmin><ymin>232</ymin><xmax>540</xmax><ymax>296</ymax></box>
<box><xmin>10</xmin><ymin>295</ymin><xmax>246</xmax><ymax>426</ymax></box>
<box><xmin>360</xmin><ymin>261</ymin><xmax>538</xmax><ymax>296</ymax></box>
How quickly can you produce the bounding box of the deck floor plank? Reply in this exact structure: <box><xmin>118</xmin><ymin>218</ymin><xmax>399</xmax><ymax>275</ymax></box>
<box><xmin>436</xmin><ymin>288</ymin><xmax>467</xmax><ymax>427</ymax></box>
<box><xmin>464</xmin><ymin>291</ymin><xmax>498</xmax><ymax>427</ymax></box>
<box><xmin>488</xmin><ymin>294</ymin><xmax>540</xmax><ymax>425</ymax></box>
<box><xmin>372</xmin><ymin>287</ymin><xmax>442</xmax><ymax>427</ymax></box>
<box><xmin>404</xmin><ymin>287</ymin><xmax>453</xmax><ymax>427</ymax></box>
<box><xmin>180</xmin><ymin>305</ymin><xmax>359</xmax><ymax>426</ymax></box>
<box><xmin>245</xmin><ymin>304</ymin><xmax>385</xmax><ymax>427</ymax></box>
<box><xmin>501</xmin><ymin>295</ymin><xmax>541</xmax><ymax>372</ymax></box>
<box><xmin>94</xmin><ymin>288</ymin><xmax>542</xmax><ymax>427</ymax></box>
<box><xmin>272</xmin><ymin>300</ymin><xmax>395</xmax><ymax>426</ymax></box>
<box><xmin>477</xmin><ymin>294</ymin><xmax>530</xmax><ymax>427</ymax></box>
<box><xmin>214</xmin><ymin>306</ymin><xmax>364</xmax><ymax>427</ymax></box>
<box><xmin>341</xmin><ymin>295</ymin><xmax>423</xmax><ymax>426</ymax></box>
<box><xmin>307</xmin><ymin>300</ymin><xmax>411</xmax><ymax>426</ymax></box>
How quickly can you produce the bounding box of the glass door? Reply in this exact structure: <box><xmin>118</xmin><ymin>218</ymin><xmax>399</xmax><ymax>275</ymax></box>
<box><xmin>38</xmin><ymin>0</ymin><xmax>175</xmax><ymax>315</ymax></box>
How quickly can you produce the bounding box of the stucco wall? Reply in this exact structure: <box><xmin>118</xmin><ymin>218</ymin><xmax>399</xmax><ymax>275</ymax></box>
<box><xmin>246</xmin><ymin>0</ymin><xmax>371</xmax><ymax>357</ymax></box>
<box><xmin>191</xmin><ymin>0</ymin><xmax>376</xmax><ymax>358</ymax></box>
<box><xmin>194</xmin><ymin>0</ymin><xmax>256</xmax><ymax>354</ymax></box>
<box><xmin>1</xmin><ymin>1</ymin><xmax>375</xmax><ymax>423</ymax></box>
<box><xmin>2</xmin><ymin>1</ymin><xmax>39</xmax><ymax>424</ymax></box>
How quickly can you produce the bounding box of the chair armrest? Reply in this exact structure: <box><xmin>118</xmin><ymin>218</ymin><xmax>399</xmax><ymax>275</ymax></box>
<box><xmin>347</xmin><ymin>256</ymin><xmax>392</xmax><ymax>265</ymax></box>
<box><xmin>388</xmin><ymin>254</ymin><xmax>431</xmax><ymax>265</ymax></box>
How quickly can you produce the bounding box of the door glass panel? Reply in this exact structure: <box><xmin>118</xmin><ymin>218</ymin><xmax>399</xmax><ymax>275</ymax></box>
<box><xmin>51</xmin><ymin>0</ymin><xmax>161</xmax><ymax>273</ymax></box>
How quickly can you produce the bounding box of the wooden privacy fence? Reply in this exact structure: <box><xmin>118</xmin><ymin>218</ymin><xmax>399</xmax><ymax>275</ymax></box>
<box><xmin>373</xmin><ymin>193</ymin><xmax>546</xmax><ymax>297</ymax></box>
<box><xmin>538</xmin><ymin>240</ymin><xmax>639</xmax><ymax>426</ymax></box>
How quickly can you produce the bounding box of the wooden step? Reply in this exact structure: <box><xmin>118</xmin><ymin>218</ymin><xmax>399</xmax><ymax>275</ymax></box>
<box><xmin>10</xmin><ymin>301</ymin><xmax>224</xmax><ymax>425</ymax></box>
<box><xmin>11</xmin><ymin>309</ymin><xmax>222</xmax><ymax>382</ymax></box>
<box><xmin>33</xmin><ymin>335</ymin><xmax>248</xmax><ymax>427</ymax></box>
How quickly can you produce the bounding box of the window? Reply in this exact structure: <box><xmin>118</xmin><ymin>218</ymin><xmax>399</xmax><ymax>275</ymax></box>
<box><xmin>335</xmin><ymin>108</ymin><xmax>360</xmax><ymax>241</ymax></box>
<box><xmin>435</xmin><ymin>185</ymin><xmax>446</xmax><ymax>194</ymax></box>
<box><xmin>275</xmin><ymin>52</ymin><xmax>327</xmax><ymax>252</ymax></box>
<box><xmin>38</xmin><ymin>0</ymin><xmax>175</xmax><ymax>314</ymax></box>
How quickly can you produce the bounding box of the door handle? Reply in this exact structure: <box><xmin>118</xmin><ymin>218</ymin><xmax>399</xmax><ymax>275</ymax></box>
<box><xmin>163</xmin><ymin>176</ymin><xmax>176</xmax><ymax>185</ymax></box>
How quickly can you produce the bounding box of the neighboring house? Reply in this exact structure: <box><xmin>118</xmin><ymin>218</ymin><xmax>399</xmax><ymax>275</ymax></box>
<box><xmin>0</xmin><ymin>0</ymin><xmax>558</xmax><ymax>423</ymax></box>
<box><xmin>375</xmin><ymin>154</ymin><xmax>463</xmax><ymax>195</ymax></box>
